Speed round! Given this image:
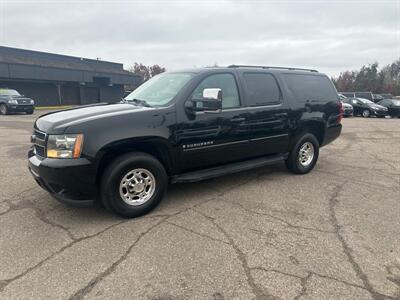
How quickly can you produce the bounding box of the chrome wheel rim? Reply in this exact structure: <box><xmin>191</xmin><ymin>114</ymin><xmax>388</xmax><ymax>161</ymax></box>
<box><xmin>298</xmin><ymin>142</ymin><xmax>314</xmax><ymax>167</ymax></box>
<box><xmin>119</xmin><ymin>168</ymin><xmax>156</xmax><ymax>206</ymax></box>
<box><xmin>0</xmin><ymin>105</ymin><xmax>5</xmax><ymax>114</ymax></box>
<box><xmin>363</xmin><ymin>110</ymin><xmax>370</xmax><ymax>117</ymax></box>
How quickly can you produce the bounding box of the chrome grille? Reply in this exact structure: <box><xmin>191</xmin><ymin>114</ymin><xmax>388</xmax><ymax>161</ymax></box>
<box><xmin>17</xmin><ymin>98</ymin><xmax>31</xmax><ymax>105</ymax></box>
<box><xmin>32</xmin><ymin>129</ymin><xmax>47</xmax><ymax>157</ymax></box>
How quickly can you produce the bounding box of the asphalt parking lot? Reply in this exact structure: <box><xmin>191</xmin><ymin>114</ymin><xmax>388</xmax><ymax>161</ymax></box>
<box><xmin>0</xmin><ymin>111</ymin><xmax>399</xmax><ymax>300</ymax></box>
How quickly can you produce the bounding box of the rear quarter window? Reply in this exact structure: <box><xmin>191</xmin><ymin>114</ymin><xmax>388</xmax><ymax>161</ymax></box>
<box><xmin>283</xmin><ymin>74</ymin><xmax>337</xmax><ymax>103</ymax></box>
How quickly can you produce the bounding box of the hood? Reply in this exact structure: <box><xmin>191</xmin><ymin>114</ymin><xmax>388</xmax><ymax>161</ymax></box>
<box><xmin>35</xmin><ymin>102</ymin><xmax>151</xmax><ymax>133</ymax></box>
<box><xmin>369</xmin><ymin>103</ymin><xmax>387</xmax><ymax>110</ymax></box>
<box><xmin>0</xmin><ymin>95</ymin><xmax>33</xmax><ymax>101</ymax></box>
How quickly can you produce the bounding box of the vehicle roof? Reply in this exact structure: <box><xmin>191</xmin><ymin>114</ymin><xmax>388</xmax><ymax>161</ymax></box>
<box><xmin>169</xmin><ymin>66</ymin><xmax>323</xmax><ymax>76</ymax></box>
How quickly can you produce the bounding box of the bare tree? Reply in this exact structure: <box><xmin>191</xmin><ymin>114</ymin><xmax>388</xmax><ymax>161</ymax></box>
<box><xmin>332</xmin><ymin>59</ymin><xmax>400</xmax><ymax>95</ymax></box>
<box><xmin>128</xmin><ymin>63</ymin><xmax>166</xmax><ymax>81</ymax></box>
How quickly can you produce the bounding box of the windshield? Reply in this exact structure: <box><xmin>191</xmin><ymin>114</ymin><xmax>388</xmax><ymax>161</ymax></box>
<box><xmin>0</xmin><ymin>89</ymin><xmax>21</xmax><ymax>96</ymax></box>
<box><xmin>124</xmin><ymin>72</ymin><xmax>195</xmax><ymax>106</ymax></box>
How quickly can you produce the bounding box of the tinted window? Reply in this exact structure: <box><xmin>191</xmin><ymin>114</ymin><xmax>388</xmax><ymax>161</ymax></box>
<box><xmin>355</xmin><ymin>92</ymin><xmax>373</xmax><ymax>100</ymax></box>
<box><xmin>243</xmin><ymin>73</ymin><xmax>280</xmax><ymax>106</ymax></box>
<box><xmin>379</xmin><ymin>99</ymin><xmax>390</xmax><ymax>106</ymax></box>
<box><xmin>191</xmin><ymin>73</ymin><xmax>240</xmax><ymax>108</ymax></box>
<box><xmin>283</xmin><ymin>74</ymin><xmax>337</xmax><ymax>103</ymax></box>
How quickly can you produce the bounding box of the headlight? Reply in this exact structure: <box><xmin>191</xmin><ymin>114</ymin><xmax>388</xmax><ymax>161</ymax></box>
<box><xmin>30</xmin><ymin>99</ymin><xmax>34</xmax><ymax>105</ymax></box>
<box><xmin>47</xmin><ymin>134</ymin><xmax>84</xmax><ymax>159</ymax></box>
<box><xmin>7</xmin><ymin>99</ymin><xmax>18</xmax><ymax>104</ymax></box>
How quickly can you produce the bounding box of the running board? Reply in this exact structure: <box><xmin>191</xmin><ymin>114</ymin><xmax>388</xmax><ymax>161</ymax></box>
<box><xmin>171</xmin><ymin>154</ymin><xmax>288</xmax><ymax>183</ymax></box>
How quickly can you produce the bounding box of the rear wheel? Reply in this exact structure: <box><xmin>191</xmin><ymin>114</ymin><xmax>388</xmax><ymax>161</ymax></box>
<box><xmin>362</xmin><ymin>109</ymin><xmax>370</xmax><ymax>118</ymax></box>
<box><xmin>101</xmin><ymin>152</ymin><xmax>167</xmax><ymax>218</ymax></box>
<box><xmin>0</xmin><ymin>104</ymin><xmax>8</xmax><ymax>115</ymax></box>
<box><xmin>285</xmin><ymin>133</ymin><xmax>319</xmax><ymax>174</ymax></box>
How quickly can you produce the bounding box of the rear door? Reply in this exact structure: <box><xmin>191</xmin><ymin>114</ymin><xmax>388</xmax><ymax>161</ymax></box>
<box><xmin>237</xmin><ymin>70</ymin><xmax>290</xmax><ymax>157</ymax></box>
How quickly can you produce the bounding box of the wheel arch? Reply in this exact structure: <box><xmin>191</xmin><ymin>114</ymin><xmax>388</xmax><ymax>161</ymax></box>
<box><xmin>95</xmin><ymin>137</ymin><xmax>174</xmax><ymax>186</ymax></box>
<box><xmin>295</xmin><ymin>120</ymin><xmax>325</xmax><ymax>146</ymax></box>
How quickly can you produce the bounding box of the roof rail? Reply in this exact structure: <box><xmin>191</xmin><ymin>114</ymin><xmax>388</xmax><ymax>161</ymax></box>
<box><xmin>227</xmin><ymin>65</ymin><xmax>318</xmax><ymax>72</ymax></box>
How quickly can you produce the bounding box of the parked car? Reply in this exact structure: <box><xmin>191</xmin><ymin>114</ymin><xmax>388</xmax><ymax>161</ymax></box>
<box><xmin>343</xmin><ymin>97</ymin><xmax>387</xmax><ymax>118</ymax></box>
<box><xmin>28</xmin><ymin>65</ymin><xmax>342</xmax><ymax>218</ymax></box>
<box><xmin>340</xmin><ymin>92</ymin><xmax>374</xmax><ymax>101</ymax></box>
<box><xmin>341</xmin><ymin>101</ymin><xmax>353</xmax><ymax>117</ymax></box>
<box><xmin>377</xmin><ymin>99</ymin><xmax>400</xmax><ymax>117</ymax></box>
<box><xmin>0</xmin><ymin>88</ymin><xmax>35</xmax><ymax>115</ymax></box>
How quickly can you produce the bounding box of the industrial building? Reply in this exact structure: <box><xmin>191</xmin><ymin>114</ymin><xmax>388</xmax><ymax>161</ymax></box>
<box><xmin>0</xmin><ymin>46</ymin><xmax>142</xmax><ymax>106</ymax></box>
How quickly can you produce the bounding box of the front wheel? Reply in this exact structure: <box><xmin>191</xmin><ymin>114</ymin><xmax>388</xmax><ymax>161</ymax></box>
<box><xmin>101</xmin><ymin>152</ymin><xmax>168</xmax><ymax>218</ymax></box>
<box><xmin>285</xmin><ymin>133</ymin><xmax>319</xmax><ymax>174</ymax></box>
<box><xmin>362</xmin><ymin>110</ymin><xmax>370</xmax><ymax>118</ymax></box>
<box><xmin>0</xmin><ymin>104</ymin><xmax>8</xmax><ymax>115</ymax></box>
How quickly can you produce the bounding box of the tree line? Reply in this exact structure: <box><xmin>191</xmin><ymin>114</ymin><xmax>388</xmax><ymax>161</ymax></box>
<box><xmin>128</xmin><ymin>63</ymin><xmax>166</xmax><ymax>82</ymax></box>
<box><xmin>128</xmin><ymin>59</ymin><xmax>400</xmax><ymax>96</ymax></box>
<box><xmin>332</xmin><ymin>59</ymin><xmax>400</xmax><ymax>95</ymax></box>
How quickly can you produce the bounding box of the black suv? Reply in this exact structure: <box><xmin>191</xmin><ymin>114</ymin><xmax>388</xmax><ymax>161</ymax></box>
<box><xmin>28</xmin><ymin>66</ymin><xmax>342</xmax><ymax>217</ymax></box>
<box><xmin>0</xmin><ymin>88</ymin><xmax>35</xmax><ymax>115</ymax></box>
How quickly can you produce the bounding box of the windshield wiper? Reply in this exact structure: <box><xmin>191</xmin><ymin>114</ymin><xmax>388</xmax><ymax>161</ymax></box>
<box><xmin>125</xmin><ymin>98</ymin><xmax>151</xmax><ymax>107</ymax></box>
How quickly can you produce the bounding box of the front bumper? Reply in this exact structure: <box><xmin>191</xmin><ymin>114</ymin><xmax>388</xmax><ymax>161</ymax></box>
<box><xmin>7</xmin><ymin>104</ymin><xmax>34</xmax><ymax>113</ymax></box>
<box><xmin>343</xmin><ymin>108</ymin><xmax>353</xmax><ymax>116</ymax></box>
<box><xmin>28</xmin><ymin>149</ymin><xmax>97</xmax><ymax>207</ymax></box>
<box><xmin>372</xmin><ymin>110</ymin><xmax>387</xmax><ymax>117</ymax></box>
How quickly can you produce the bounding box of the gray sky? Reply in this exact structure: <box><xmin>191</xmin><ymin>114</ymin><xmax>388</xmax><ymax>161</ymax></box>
<box><xmin>1</xmin><ymin>0</ymin><xmax>399</xmax><ymax>77</ymax></box>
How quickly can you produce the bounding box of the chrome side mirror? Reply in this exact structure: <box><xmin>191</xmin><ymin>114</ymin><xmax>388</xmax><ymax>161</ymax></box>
<box><xmin>202</xmin><ymin>88</ymin><xmax>222</xmax><ymax>101</ymax></box>
<box><xmin>186</xmin><ymin>88</ymin><xmax>223</xmax><ymax>114</ymax></box>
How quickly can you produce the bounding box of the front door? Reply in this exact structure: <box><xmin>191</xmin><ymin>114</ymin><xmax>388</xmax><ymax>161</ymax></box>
<box><xmin>174</xmin><ymin>72</ymin><xmax>250</xmax><ymax>172</ymax></box>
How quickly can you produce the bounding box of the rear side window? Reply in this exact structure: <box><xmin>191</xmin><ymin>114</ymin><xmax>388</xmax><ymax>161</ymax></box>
<box><xmin>243</xmin><ymin>73</ymin><xmax>281</xmax><ymax>106</ymax></box>
<box><xmin>283</xmin><ymin>74</ymin><xmax>338</xmax><ymax>103</ymax></box>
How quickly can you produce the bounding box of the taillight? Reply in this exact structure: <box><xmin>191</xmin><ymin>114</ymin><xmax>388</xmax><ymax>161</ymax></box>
<box><xmin>338</xmin><ymin>101</ymin><xmax>344</xmax><ymax>123</ymax></box>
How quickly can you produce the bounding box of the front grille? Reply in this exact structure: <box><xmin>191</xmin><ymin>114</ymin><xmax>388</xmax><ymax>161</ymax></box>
<box><xmin>32</xmin><ymin>129</ymin><xmax>47</xmax><ymax>157</ymax></box>
<box><xmin>17</xmin><ymin>98</ymin><xmax>31</xmax><ymax>105</ymax></box>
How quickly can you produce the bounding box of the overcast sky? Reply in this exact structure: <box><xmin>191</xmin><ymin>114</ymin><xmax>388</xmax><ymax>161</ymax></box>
<box><xmin>0</xmin><ymin>0</ymin><xmax>399</xmax><ymax>76</ymax></box>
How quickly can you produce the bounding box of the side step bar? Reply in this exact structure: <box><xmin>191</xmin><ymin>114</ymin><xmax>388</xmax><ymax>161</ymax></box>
<box><xmin>171</xmin><ymin>154</ymin><xmax>288</xmax><ymax>184</ymax></box>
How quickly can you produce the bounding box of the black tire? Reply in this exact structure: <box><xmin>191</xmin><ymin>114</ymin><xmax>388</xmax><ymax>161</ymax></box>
<box><xmin>285</xmin><ymin>133</ymin><xmax>319</xmax><ymax>174</ymax></box>
<box><xmin>26</xmin><ymin>110</ymin><xmax>34</xmax><ymax>115</ymax></box>
<box><xmin>0</xmin><ymin>104</ymin><xmax>8</xmax><ymax>115</ymax></box>
<box><xmin>100</xmin><ymin>152</ymin><xmax>168</xmax><ymax>218</ymax></box>
<box><xmin>362</xmin><ymin>109</ymin><xmax>370</xmax><ymax>118</ymax></box>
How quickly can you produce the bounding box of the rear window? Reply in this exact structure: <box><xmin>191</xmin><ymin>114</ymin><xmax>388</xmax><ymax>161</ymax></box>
<box><xmin>243</xmin><ymin>73</ymin><xmax>281</xmax><ymax>106</ymax></box>
<box><xmin>283</xmin><ymin>74</ymin><xmax>338</xmax><ymax>103</ymax></box>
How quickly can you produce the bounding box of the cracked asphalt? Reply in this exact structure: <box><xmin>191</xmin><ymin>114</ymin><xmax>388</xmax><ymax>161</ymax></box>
<box><xmin>0</xmin><ymin>111</ymin><xmax>399</xmax><ymax>300</ymax></box>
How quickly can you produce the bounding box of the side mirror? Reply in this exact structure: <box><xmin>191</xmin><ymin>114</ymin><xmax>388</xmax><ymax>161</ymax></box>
<box><xmin>186</xmin><ymin>88</ymin><xmax>222</xmax><ymax>114</ymax></box>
